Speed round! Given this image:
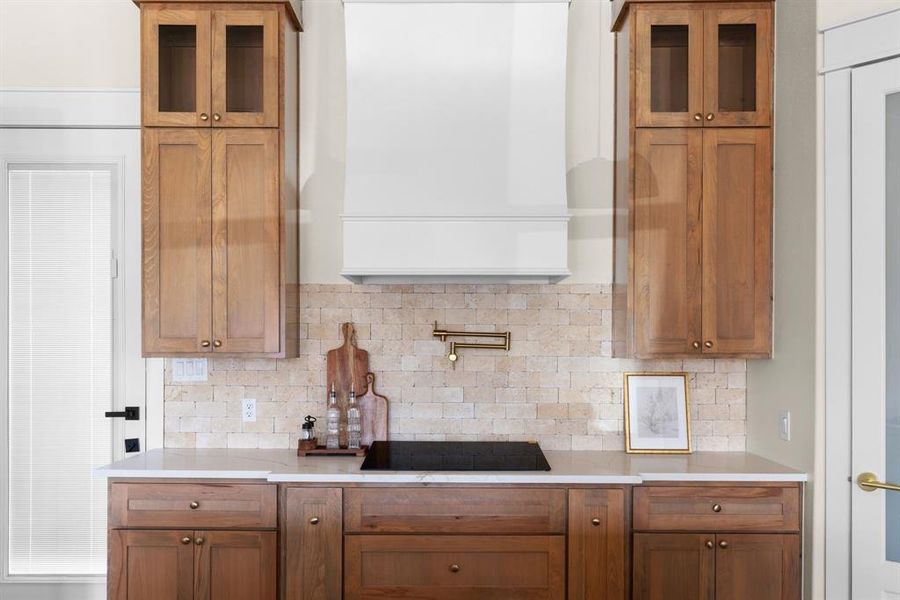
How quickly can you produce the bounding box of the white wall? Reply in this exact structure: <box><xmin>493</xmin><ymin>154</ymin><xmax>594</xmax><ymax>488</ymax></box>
<box><xmin>818</xmin><ymin>0</ymin><xmax>900</xmax><ymax>29</ymax></box>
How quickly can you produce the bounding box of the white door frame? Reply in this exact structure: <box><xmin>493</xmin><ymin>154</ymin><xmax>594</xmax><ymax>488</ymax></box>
<box><xmin>821</xmin><ymin>8</ymin><xmax>900</xmax><ymax>599</ymax></box>
<box><xmin>0</xmin><ymin>88</ymin><xmax>163</xmax><ymax>599</ymax></box>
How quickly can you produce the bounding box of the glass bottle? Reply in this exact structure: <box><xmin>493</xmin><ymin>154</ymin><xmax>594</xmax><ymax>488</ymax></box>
<box><xmin>347</xmin><ymin>386</ymin><xmax>361</xmax><ymax>450</ymax></box>
<box><xmin>325</xmin><ymin>384</ymin><xmax>340</xmax><ymax>450</ymax></box>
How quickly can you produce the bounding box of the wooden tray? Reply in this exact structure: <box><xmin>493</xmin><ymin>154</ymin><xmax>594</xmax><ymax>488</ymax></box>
<box><xmin>297</xmin><ymin>444</ymin><xmax>368</xmax><ymax>457</ymax></box>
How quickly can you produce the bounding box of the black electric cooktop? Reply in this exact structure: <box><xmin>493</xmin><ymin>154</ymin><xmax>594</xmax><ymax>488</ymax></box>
<box><xmin>360</xmin><ymin>441</ymin><xmax>551</xmax><ymax>471</ymax></box>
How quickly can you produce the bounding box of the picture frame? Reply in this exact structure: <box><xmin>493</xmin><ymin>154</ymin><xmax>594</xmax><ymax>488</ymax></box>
<box><xmin>624</xmin><ymin>372</ymin><xmax>692</xmax><ymax>454</ymax></box>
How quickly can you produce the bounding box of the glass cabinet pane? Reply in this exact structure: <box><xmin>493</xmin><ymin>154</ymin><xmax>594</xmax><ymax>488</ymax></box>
<box><xmin>226</xmin><ymin>25</ymin><xmax>264</xmax><ymax>113</ymax></box>
<box><xmin>158</xmin><ymin>25</ymin><xmax>197</xmax><ymax>113</ymax></box>
<box><xmin>717</xmin><ymin>24</ymin><xmax>756</xmax><ymax>113</ymax></box>
<box><xmin>650</xmin><ymin>25</ymin><xmax>689</xmax><ymax>113</ymax></box>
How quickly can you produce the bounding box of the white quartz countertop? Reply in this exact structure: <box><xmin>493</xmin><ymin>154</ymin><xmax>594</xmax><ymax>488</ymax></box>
<box><xmin>95</xmin><ymin>448</ymin><xmax>807</xmax><ymax>484</ymax></box>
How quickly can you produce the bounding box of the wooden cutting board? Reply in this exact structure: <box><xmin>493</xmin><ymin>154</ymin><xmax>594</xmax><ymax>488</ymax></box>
<box><xmin>326</xmin><ymin>322</ymin><xmax>369</xmax><ymax>402</ymax></box>
<box><xmin>359</xmin><ymin>372</ymin><xmax>388</xmax><ymax>447</ymax></box>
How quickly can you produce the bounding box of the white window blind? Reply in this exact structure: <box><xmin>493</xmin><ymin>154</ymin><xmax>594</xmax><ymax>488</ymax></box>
<box><xmin>7</xmin><ymin>167</ymin><xmax>113</xmax><ymax>575</ymax></box>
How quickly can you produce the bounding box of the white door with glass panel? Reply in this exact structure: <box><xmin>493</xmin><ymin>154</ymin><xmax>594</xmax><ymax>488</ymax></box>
<box><xmin>852</xmin><ymin>56</ymin><xmax>900</xmax><ymax>599</ymax></box>
<box><xmin>0</xmin><ymin>128</ymin><xmax>145</xmax><ymax>599</ymax></box>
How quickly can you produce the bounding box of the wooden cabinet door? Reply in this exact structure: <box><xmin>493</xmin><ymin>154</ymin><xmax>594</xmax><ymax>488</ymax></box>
<box><xmin>211</xmin><ymin>9</ymin><xmax>280</xmax><ymax>127</ymax></box>
<box><xmin>632</xmin><ymin>533</ymin><xmax>714</xmax><ymax>600</ymax></box>
<box><xmin>568</xmin><ymin>489</ymin><xmax>626</xmax><ymax>600</ymax></box>
<box><xmin>283</xmin><ymin>487</ymin><xmax>342</xmax><ymax>600</ymax></box>
<box><xmin>142</xmin><ymin>128</ymin><xmax>213</xmax><ymax>355</ymax></box>
<box><xmin>211</xmin><ymin>129</ymin><xmax>281</xmax><ymax>354</ymax></box>
<box><xmin>633</xmin><ymin>129</ymin><xmax>703</xmax><ymax>356</ymax></box>
<box><xmin>701</xmin><ymin>128</ymin><xmax>772</xmax><ymax>357</ymax></box>
<box><xmin>194</xmin><ymin>530</ymin><xmax>276</xmax><ymax>600</ymax></box>
<box><xmin>142</xmin><ymin>7</ymin><xmax>211</xmax><ymax>127</ymax></box>
<box><xmin>715</xmin><ymin>534</ymin><xmax>801</xmax><ymax>600</ymax></box>
<box><xmin>108</xmin><ymin>529</ymin><xmax>194</xmax><ymax>600</ymax></box>
<box><xmin>345</xmin><ymin>535</ymin><xmax>565</xmax><ymax>600</ymax></box>
<box><xmin>703</xmin><ymin>5</ymin><xmax>773</xmax><ymax>127</ymax></box>
<box><xmin>635</xmin><ymin>7</ymin><xmax>704</xmax><ymax>127</ymax></box>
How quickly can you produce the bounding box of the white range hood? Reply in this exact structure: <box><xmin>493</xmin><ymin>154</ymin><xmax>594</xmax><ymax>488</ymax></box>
<box><xmin>341</xmin><ymin>0</ymin><xmax>571</xmax><ymax>283</ymax></box>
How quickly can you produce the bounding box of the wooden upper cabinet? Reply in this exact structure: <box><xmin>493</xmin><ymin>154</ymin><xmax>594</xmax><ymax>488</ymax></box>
<box><xmin>211</xmin><ymin>9</ymin><xmax>280</xmax><ymax>127</ymax></box>
<box><xmin>704</xmin><ymin>6</ymin><xmax>772</xmax><ymax>126</ymax></box>
<box><xmin>633</xmin><ymin>533</ymin><xmax>715</xmax><ymax>600</ymax></box>
<box><xmin>567</xmin><ymin>489</ymin><xmax>627</xmax><ymax>600</ymax></box>
<box><xmin>283</xmin><ymin>487</ymin><xmax>343</xmax><ymax>600</ymax></box>
<box><xmin>108</xmin><ymin>529</ymin><xmax>194</xmax><ymax>600</ymax></box>
<box><xmin>142</xmin><ymin>128</ymin><xmax>212</xmax><ymax>355</ymax></box>
<box><xmin>635</xmin><ymin>7</ymin><xmax>704</xmax><ymax>127</ymax></box>
<box><xmin>212</xmin><ymin>129</ymin><xmax>281</xmax><ymax>354</ymax></box>
<box><xmin>701</xmin><ymin>128</ymin><xmax>772</xmax><ymax>356</ymax></box>
<box><xmin>633</xmin><ymin>129</ymin><xmax>703</xmax><ymax>356</ymax></box>
<box><xmin>142</xmin><ymin>7</ymin><xmax>212</xmax><ymax>127</ymax></box>
<box><xmin>194</xmin><ymin>530</ymin><xmax>277</xmax><ymax>600</ymax></box>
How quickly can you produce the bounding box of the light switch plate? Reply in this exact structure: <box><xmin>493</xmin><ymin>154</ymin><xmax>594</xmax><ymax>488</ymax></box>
<box><xmin>779</xmin><ymin>410</ymin><xmax>791</xmax><ymax>441</ymax></box>
<box><xmin>242</xmin><ymin>399</ymin><xmax>257</xmax><ymax>422</ymax></box>
<box><xmin>171</xmin><ymin>359</ymin><xmax>208</xmax><ymax>383</ymax></box>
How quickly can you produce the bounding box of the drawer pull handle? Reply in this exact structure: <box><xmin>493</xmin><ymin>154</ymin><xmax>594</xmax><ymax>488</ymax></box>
<box><xmin>718</xmin><ymin>540</ymin><xmax>728</xmax><ymax>549</ymax></box>
<box><xmin>309</xmin><ymin>517</ymin><xmax>320</xmax><ymax>525</ymax></box>
<box><xmin>705</xmin><ymin>540</ymin><xmax>714</xmax><ymax>549</ymax></box>
<box><xmin>195</xmin><ymin>537</ymin><xmax>204</xmax><ymax>545</ymax></box>
<box><xmin>449</xmin><ymin>564</ymin><xmax>460</xmax><ymax>573</ymax></box>
<box><xmin>181</xmin><ymin>537</ymin><xmax>192</xmax><ymax>545</ymax></box>
<box><xmin>591</xmin><ymin>518</ymin><xmax>601</xmax><ymax>526</ymax></box>
<box><xmin>712</xmin><ymin>504</ymin><xmax>722</xmax><ymax>513</ymax></box>
<box><xmin>189</xmin><ymin>501</ymin><xmax>200</xmax><ymax>510</ymax></box>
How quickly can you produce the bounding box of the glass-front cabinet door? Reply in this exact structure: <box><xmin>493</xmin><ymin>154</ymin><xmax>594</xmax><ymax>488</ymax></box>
<box><xmin>211</xmin><ymin>9</ymin><xmax>280</xmax><ymax>128</ymax></box>
<box><xmin>703</xmin><ymin>7</ymin><xmax>772</xmax><ymax>126</ymax></box>
<box><xmin>142</xmin><ymin>8</ymin><xmax>211</xmax><ymax>127</ymax></box>
<box><xmin>634</xmin><ymin>8</ymin><xmax>704</xmax><ymax>127</ymax></box>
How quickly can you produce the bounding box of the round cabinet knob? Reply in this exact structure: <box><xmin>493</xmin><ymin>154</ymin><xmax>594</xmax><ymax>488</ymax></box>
<box><xmin>213</xmin><ymin>340</ymin><xmax>222</xmax><ymax>348</ymax></box>
<box><xmin>181</xmin><ymin>537</ymin><xmax>192</xmax><ymax>545</ymax></box>
<box><xmin>213</xmin><ymin>113</ymin><xmax>221</xmax><ymax>122</ymax></box>
<box><xmin>591</xmin><ymin>518</ymin><xmax>601</xmax><ymax>527</ymax></box>
<box><xmin>200</xmin><ymin>340</ymin><xmax>211</xmax><ymax>348</ymax></box>
<box><xmin>195</xmin><ymin>537</ymin><xmax>205</xmax><ymax>545</ymax></box>
<box><xmin>189</xmin><ymin>501</ymin><xmax>200</xmax><ymax>509</ymax></box>
<box><xmin>309</xmin><ymin>517</ymin><xmax>320</xmax><ymax>525</ymax></box>
<box><xmin>718</xmin><ymin>540</ymin><xmax>728</xmax><ymax>549</ymax></box>
<box><xmin>449</xmin><ymin>564</ymin><xmax>461</xmax><ymax>573</ymax></box>
<box><xmin>692</xmin><ymin>341</ymin><xmax>701</xmax><ymax>350</ymax></box>
<box><xmin>706</xmin><ymin>113</ymin><xmax>715</xmax><ymax>121</ymax></box>
<box><xmin>705</xmin><ymin>540</ymin><xmax>714</xmax><ymax>549</ymax></box>
<box><xmin>200</xmin><ymin>113</ymin><xmax>209</xmax><ymax>121</ymax></box>
<box><xmin>693</xmin><ymin>113</ymin><xmax>703</xmax><ymax>122</ymax></box>
<box><xmin>704</xmin><ymin>341</ymin><xmax>714</xmax><ymax>349</ymax></box>
<box><xmin>712</xmin><ymin>504</ymin><xmax>722</xmax><ymax>513</ymax></box>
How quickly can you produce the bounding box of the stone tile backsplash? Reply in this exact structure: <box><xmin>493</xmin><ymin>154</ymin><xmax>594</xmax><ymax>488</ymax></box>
<box><xmin>163</xmin><ymin>284</ymin><xmax>747</xmax><ymax>452</ymax></box>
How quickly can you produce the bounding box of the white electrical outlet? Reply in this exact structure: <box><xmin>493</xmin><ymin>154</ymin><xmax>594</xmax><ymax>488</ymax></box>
<box><xmin>779</xmin><ymin>410</ymin><xmax>791</xmax><ymax>441</ymax></box>
<box><xmin>242</xmin><ymin>399</ymin><xmax>257</xmax><ymax>423</ymax></box>
<box><xmin>171</xmin><ymin>359</ymin><xmax>208</xmax><ymax>383</ymax></box>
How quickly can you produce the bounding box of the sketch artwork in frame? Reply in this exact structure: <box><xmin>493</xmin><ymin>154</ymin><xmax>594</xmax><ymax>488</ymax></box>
<box><xmin>624</xmin><ymin>373</ymin><xmax>692</xmax><ymax>454</ymax></box>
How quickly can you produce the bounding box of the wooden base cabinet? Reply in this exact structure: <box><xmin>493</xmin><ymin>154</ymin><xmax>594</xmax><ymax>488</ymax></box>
<box><xmin>568</xmin><ymin>488</ymin><xmax>627</xmax><ymax>600</ymax></box>
<box><xmin>282</xmin><ymin>487</ymin><xmax>343</xmax><ymax>600</ymax></box>
<box><xmin>109</xmin><ymin>529</ymin><xmax>276</xmax><ymax>600</ymax></box>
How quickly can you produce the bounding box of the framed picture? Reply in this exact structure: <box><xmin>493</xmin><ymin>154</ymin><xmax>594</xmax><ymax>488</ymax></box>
<box><xmin>624</xmin><ymin>372</ymin><xmax>692</xmax><ymax>454</ymax></box>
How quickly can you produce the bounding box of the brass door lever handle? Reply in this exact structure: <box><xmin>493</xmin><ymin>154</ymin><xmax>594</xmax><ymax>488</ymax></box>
<box><xmin>857</xmin><ymin>472</ymin><xmax>900</xmax><ymax>492</ymax></box>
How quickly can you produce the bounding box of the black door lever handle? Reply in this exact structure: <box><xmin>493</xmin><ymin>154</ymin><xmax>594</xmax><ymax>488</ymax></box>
<box><xmin>105</xmin><ymin>406</ymin><xmax>140</xmax><ymax>421</ymax></box>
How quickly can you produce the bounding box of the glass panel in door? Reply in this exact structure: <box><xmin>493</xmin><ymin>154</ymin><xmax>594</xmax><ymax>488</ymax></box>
<box><xmin>142</xmin><ymin>8</ymin><xmax>211</xmax><ymax>127</ymax></box>
<box><xmin>635</xmin><ymin>8</ymin><xmax>703</xmax><ymax>127</ymax></box>
<box><xmin>703</xmin><ymin>7</ymin><xmax>771</xmax><ymax>126</ymax></box>
<box><xmin>211</xmin><ymin>10</ymin><xmax>279</xmax><ymax>127</ymax></box>
<box><xmin>886</xmin><ymin>91</ymin><xmax>900</xmax><ymax>563</ymax></box>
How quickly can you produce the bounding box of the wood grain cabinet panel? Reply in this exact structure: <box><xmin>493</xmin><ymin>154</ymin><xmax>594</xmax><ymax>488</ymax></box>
<box><xmin>283</xmin><ymin>487</ymin><xmax>342</xmax><ymax>600</ymax></box>
<box><xmin>194</xmin><ymin>530</ymin><xmax>276</xmax><ymax>600</ymax></box>
<box><xmin>568</xmin><ymin>488</ymin><xmax>627</xmax><ymax>600</ymax></box>
<box><xmin>633</xmin><ymin>533</ymin><xmax>715</xmax><ymax>600</ymax></box>
<box><xmin>109</xmin><ymin>482</ymin><xmax>277</xmax><ymax>529</ymax></box>
<box><xmin>344</xmin><ymin>488</ymin><xmax>567</xmax><ymax>534</ymax></box>
<box><xmin>142</xmin><ymin>128</ymin><xmax>212</xmax><ymax>355</ymax></box>
<box><xmin>701</xmin><ymin>128</ymin><xmax>772</xmax><ymax>356</ymax></box>
<box><xmin>714</xmin><ymin>534</ymin><xmax>801</xmax><ymax>600</ymax></box>
<box><xmin>108</xmin><ymin>529</ymin><xmax>194</xmax><ymax>600</ymax></box>
<box><xmin>633</xmin><ymin>129</ymin><xmax>703</xmax><ymax>356</ymax></box>
<box><xmin>345</xmin><ymin>535</ymin><xmax>566</xmax><ymax>600</ymax></box>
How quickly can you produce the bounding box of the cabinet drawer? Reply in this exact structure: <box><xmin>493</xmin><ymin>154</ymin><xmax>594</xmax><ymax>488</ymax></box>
<box><xmin>109</xmin><ymin>482</ymin><xmax>277</xmax><ymax>529</ymax></box>
<box><xmin>344</xmin><ymin>535</ymin><xmax>565</xmax><ymax>600</ymax></box>
<box><xmin>633</xmin><ymin>485</ymin><xmax>800</xmax><ymax>532</ymax></box>
<box><xmin>343</xmin><ymin>488</ymin><xmax>566</xmax><ymax>534</ymax></box>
